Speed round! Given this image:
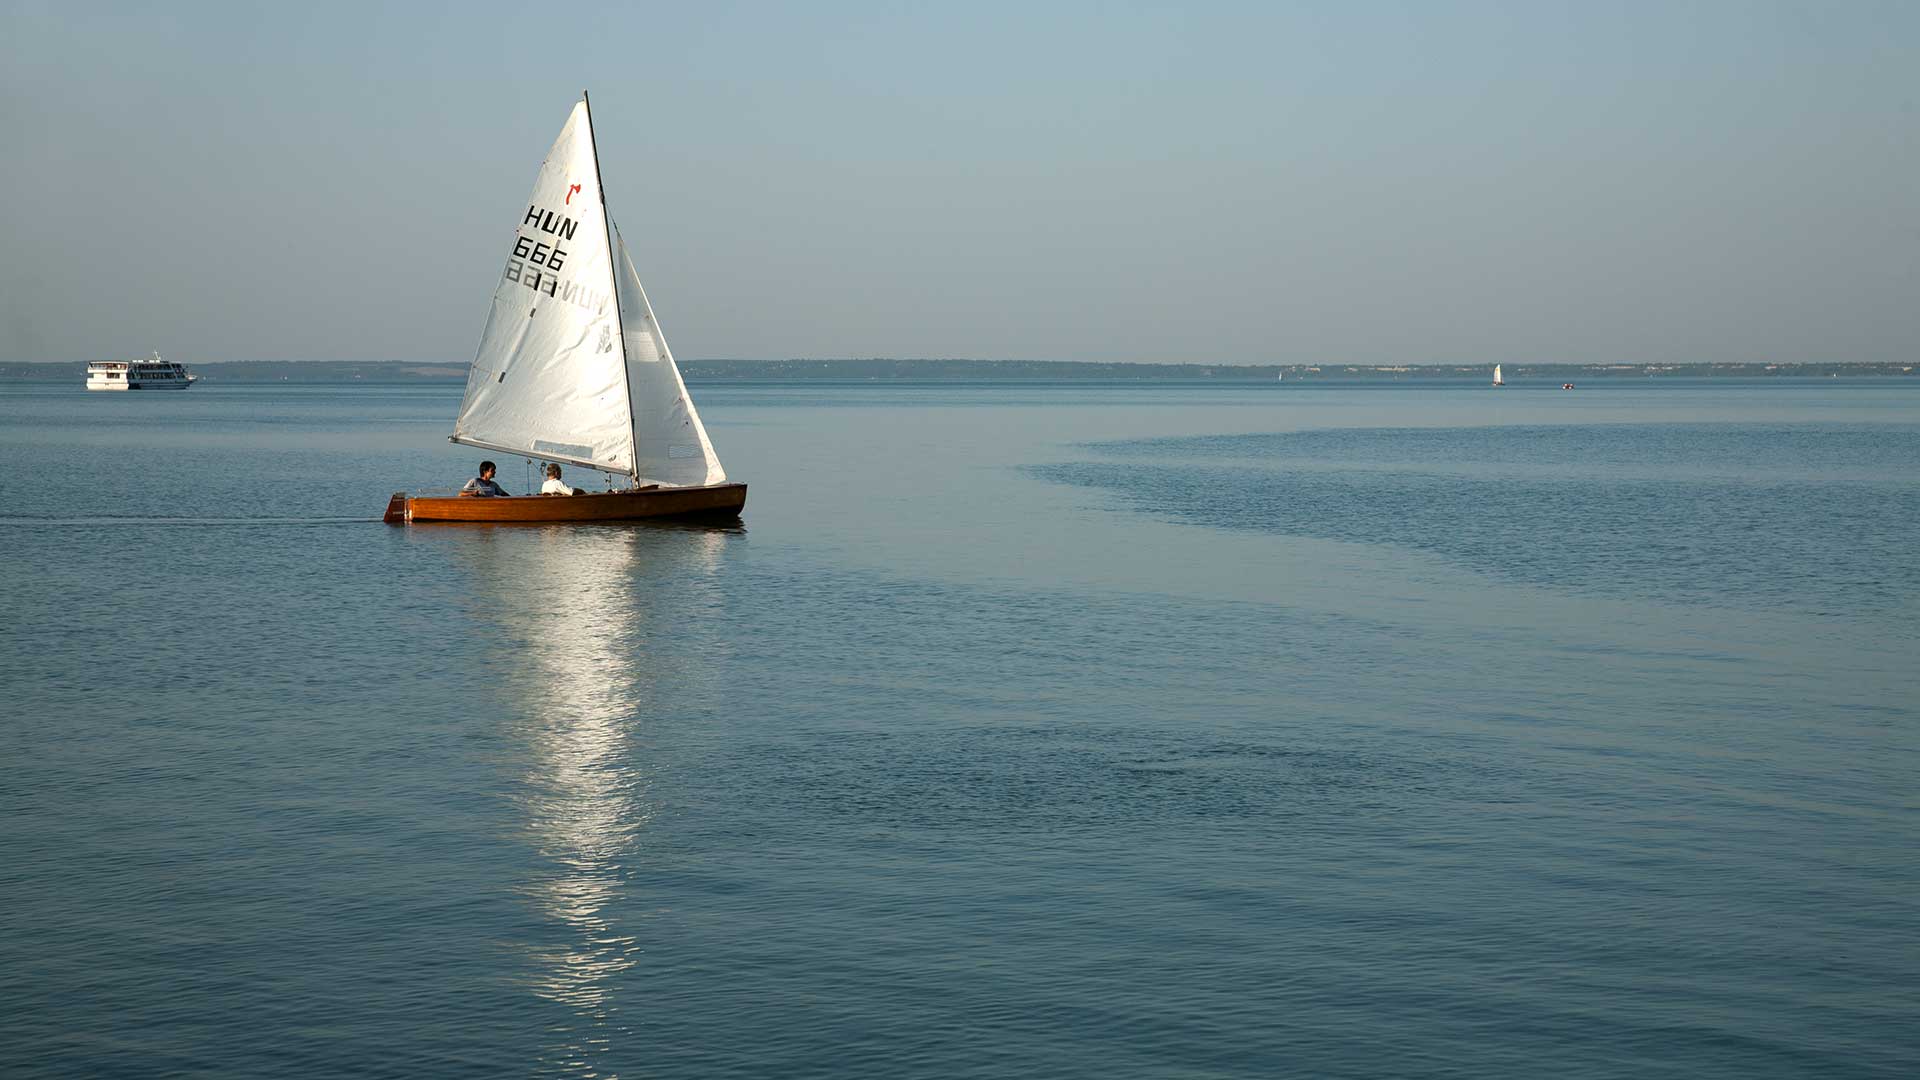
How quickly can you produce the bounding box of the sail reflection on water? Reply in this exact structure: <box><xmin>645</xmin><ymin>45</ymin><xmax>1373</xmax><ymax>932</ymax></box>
<box><xmin>444</xmin><ymin>523</ymin><xmax>731</xmax><ymax>1071</ymax></box>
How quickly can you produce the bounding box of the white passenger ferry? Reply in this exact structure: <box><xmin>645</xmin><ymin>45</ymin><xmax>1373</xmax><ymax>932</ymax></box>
<box><xmin>86</xmin><ymin>353</ymin><xmax>197</xmax><ymax>391</ymax></box>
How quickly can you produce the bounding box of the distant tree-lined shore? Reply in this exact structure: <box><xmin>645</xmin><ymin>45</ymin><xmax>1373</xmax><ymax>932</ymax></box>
<box><xmin>2</xmin><ymin>359</ymin><xmax>1912</xmax><ymax>382</ymax></box>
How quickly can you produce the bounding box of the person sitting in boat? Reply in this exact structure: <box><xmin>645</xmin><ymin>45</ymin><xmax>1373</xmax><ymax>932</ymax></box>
<box><xmin>460</xmin><ymin>461</ymin><xmax>508</xmax><ymax>497</ymax></box>
<box><xmin>540</xmin><ymin>463</ymin><xmax>583</xmax><ymax>496</ymax></box>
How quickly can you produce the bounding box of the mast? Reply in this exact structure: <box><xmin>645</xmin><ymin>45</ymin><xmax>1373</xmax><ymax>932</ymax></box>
<box><xmin>583</xmin><ymin>89</ymin><xmax>639</xmax><ymax>483</ymax></box>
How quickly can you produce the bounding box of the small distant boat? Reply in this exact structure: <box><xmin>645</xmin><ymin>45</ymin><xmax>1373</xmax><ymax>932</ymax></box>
<box><xmin>1562</xmin><ymin>383</ymin><xmax>1576</xmax><ymax>390</ymax></box>
<box><xmin>385</xmin><ymin>93</ymin><xmax>744</xmax><ymax>525</ymax></box>
<box><xmin>86</xmin><ymin>353</ymin><xmax>196</xmax><ymax>391</ymax></box>
<box><xmin>1491</xmin><ymin>364</ymin><xmax>1505</xmax><ymax>387</ymax></box>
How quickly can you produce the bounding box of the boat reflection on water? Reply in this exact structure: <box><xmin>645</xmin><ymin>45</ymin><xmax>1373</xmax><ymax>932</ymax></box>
<box><xmin>435</xmin><ymin>522</ymin><xmax>733</xmax><ymax>1073</ymax></box>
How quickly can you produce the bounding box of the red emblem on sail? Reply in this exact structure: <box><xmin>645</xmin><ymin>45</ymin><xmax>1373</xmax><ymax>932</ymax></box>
<box><xmin>566</xmin><ymin>183</ymin><xmax>582</xmax><ymax>205</ymax></box>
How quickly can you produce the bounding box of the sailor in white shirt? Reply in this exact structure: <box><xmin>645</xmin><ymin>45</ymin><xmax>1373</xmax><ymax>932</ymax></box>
<box><xmin>540</xmin><ymin>463</ymin><xmax>581</xmax><ymax>495</ymax></box>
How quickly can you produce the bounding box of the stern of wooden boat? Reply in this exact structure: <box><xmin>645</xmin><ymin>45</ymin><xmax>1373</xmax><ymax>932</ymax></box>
<box><xmin>383</xmin><ymin>493</ymin><xmax>408</xmax><ymax>525</ymax></box>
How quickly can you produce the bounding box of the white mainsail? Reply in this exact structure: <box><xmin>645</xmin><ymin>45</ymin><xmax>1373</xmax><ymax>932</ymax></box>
<box><xmin>452</xmin><ymin>98</ymin><xmax>725</xmax><ymax>486</ymax></box>
<box><xmin>1492</xmin><ymin>364</ymin><xmax>1505</xmax><ymax>386</ymax></box>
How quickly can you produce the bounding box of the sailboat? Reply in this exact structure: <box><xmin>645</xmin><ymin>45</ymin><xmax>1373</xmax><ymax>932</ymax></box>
<box><xmin>385</xmin><ymin>93</ymin><xmax>746</xmax><ymax>525</ymax></box>
<box><xmin>1491</xmin><ymin>364</ymin><xmax>1505</xmax><ymax>387</ymax></box>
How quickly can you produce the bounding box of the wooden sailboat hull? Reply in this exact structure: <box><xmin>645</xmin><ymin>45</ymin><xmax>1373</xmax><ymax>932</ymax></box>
<box><xmin>386</xmin><ymin>483</ymin><xmax>746</xmax><ymax>524</ymax></box>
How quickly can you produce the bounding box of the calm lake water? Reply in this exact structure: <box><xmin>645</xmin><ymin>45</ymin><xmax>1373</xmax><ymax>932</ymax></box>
<box><xmin>1</xmin><ymin>379</ymin><xmax>1915</xmax><ymax>1078</ymax></box>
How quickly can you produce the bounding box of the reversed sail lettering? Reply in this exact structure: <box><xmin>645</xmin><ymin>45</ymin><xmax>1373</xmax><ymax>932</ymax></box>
<box><xmin>501</xmin><ymin>235</ymin><xmax>606</xmax><ymax>314</ymax></box>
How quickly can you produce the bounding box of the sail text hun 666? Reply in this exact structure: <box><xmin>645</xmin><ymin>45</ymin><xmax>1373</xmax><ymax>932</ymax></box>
<box><xmin>503</xmin><ymin>204</ymin><xmax>607</xmax><ymax>314</ymax></box>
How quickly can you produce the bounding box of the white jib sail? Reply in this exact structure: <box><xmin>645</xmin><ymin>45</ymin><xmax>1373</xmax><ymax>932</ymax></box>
<box><xmin>612</xmin><ymin>220</ymin><xmax>727</xmax><ymax>487</ymax></box>
<box><xmin>452</xmin><ymin>102</ymin><xmax>634</xmax><ymax>475</ymax></box>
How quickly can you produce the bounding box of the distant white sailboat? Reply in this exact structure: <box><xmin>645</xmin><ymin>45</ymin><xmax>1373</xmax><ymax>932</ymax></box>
<box><xmin>1492</xmin><ymin>364</ymin><xmax>1505</xmax><ymax>387</ymax></box>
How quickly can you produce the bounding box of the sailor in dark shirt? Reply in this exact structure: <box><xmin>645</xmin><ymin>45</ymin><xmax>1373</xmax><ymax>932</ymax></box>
<box><xmin>461</xmin><ymin>460</ymin><xmax>508</xmax><ymax>497</ymax></box>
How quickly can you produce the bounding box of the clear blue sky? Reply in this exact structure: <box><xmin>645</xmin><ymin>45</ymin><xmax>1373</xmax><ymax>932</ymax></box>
<box><xmin>2</xmin><ymin>1</ymin><xmax>1914</xmax><ymax>364</ymax></box>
